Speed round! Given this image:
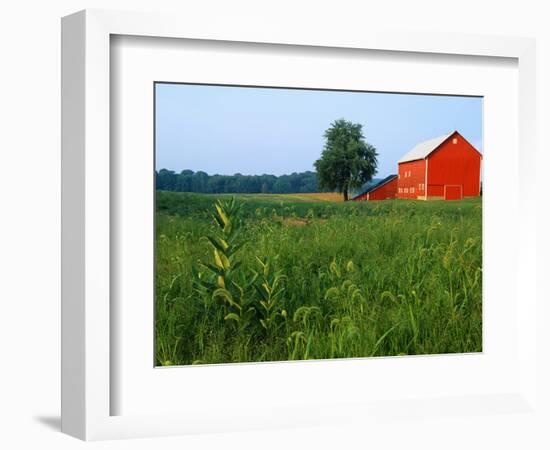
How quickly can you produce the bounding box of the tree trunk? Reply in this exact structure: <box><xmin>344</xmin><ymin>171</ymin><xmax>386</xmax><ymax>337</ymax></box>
<box><xmin>343</xmin><ymin>188</ymin><xmax>349</xmax><ymax>201</ymax></box>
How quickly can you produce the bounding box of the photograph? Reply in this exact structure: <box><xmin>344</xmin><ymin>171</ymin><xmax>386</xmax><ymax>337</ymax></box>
<box><xmin>154</xmin><ymin>83</ymin><xmax>483</xmax><ymax>366</ymax></box>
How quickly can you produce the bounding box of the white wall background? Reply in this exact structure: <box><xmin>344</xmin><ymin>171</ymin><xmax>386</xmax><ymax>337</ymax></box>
<box><xmin>0</xmin><ymin>1</ymin><xmax>548</xmax><ymax>449</ymax></box>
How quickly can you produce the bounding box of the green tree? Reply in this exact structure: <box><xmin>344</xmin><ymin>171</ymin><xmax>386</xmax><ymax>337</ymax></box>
<box><xmin>314</xmin><ymin>119</ymin><xmax>378</xmax><ymax>201</ymax></box>
<box><xmin>156</xmin><ymin>169</ymin><xmax>320</xmax><ymax>194</ymax></box>
<box><xmin>273</xmin><ymin>177</ymin><xmax>291</xmax><ymax>194</ymax></box>
<box><xmin>156</xmin><ymin>169</ymin><xmax>177</xmax><ymax>190</ymax></box>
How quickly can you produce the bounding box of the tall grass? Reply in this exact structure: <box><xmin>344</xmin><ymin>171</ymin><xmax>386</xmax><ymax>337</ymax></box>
<box><xmin>155</xmin><ymin>191</ymin><xmax>482</xmax><ymax>366</ymax></box>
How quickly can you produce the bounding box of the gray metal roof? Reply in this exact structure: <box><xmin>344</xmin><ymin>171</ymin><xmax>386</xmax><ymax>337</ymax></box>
<box><xmin>397</xmin><ymin>132</ymin><xmax>455</xmax><ymax>164</ymax></box>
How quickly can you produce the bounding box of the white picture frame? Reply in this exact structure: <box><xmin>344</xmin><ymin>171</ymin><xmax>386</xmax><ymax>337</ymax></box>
<box><xmin>61</xmin><ymin>9</ymin><xmax>539</xmax><ymax>441</ymax></box>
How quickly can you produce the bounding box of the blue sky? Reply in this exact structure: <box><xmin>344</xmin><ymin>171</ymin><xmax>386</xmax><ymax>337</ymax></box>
<box><xmin>155</xmin><ymin>83</ymin><xmax>482</xmax><ymax>178</ymax></box>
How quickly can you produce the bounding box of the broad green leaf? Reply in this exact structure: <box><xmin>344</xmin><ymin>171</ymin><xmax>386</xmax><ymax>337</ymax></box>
<box><xmin>214</xmin><ymin>249</ymin><xmax>229</xmax><ymax>270</ymax></box>
<box><xmin>215</xmin><ymin>204</ymin><xmax>229</xmax><ymax>227</ymax></box>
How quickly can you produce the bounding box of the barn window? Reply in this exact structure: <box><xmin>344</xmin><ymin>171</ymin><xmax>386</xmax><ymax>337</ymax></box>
<box><xmin>452</xmin><ymin>138</ymin><xmax>458</xmax><ymax>144</ymax></box>
<box><xmin>411</xmin><ymin>187</ymin><xmax>415</xmax><ymax>194</ymax></box>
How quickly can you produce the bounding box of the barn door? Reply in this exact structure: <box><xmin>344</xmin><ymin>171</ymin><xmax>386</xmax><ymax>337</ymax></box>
<box><xmin>444</xmin><ymin>185</ymin><xmax>463</xmax><ymax>200</ymax></box>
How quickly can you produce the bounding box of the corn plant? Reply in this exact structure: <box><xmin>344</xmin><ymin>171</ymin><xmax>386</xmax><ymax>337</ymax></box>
<box><xmin>194</xmin><ymin>197</ymin><xmax>256</xmax><ymax>330</ymax></box>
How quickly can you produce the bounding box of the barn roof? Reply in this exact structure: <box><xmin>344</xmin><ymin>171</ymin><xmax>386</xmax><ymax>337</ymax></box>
<box><xmin>351</xmin><ymin>174</ymin><xmax>397</xmax><ymax>199</ymax></box>
<box><xmin>397</xmin><ymin>131</ymin><xmax>455</xmax><ymax>164</ymax></box>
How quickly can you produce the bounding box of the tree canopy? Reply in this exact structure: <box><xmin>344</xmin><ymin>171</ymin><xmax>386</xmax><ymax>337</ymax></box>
<box><xmin>156</xmin><ymin>169</ymin><xmax>318</xmax><ymax>194</ymax></box>
<box><xmin>314</xmin><ymin>119</ymin><xmax>378</xmax><ymax>200</ymax></box>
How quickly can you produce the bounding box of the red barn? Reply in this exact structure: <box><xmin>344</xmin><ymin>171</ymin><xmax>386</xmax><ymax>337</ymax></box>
<box><xmin>397</xmin><ymin>131</ymin><xmax>482</xmax><ymax>200</ymax></box>
<box><xmin>352</xmin><ymin>174</ymin><xmax>398</xmax><ymax>201</ymax></box>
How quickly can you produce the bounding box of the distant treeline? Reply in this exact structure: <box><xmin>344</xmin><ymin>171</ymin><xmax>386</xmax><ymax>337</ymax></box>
<box><xmin>156</xmin><ymin>169</ymin><xmax>319</xmax><ymax>194</ymax></box>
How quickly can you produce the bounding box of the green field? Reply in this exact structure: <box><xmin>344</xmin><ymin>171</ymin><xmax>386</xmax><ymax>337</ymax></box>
<box><xmin>155</xmin><ymin>191</ymin><xmax>482</xmax><ymax>366</ymax></box>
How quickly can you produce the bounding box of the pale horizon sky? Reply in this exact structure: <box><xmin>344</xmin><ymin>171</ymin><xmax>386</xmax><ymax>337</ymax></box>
<box><xmin>155</xmin><ymin>83</ymin><xmax>483</xmax><ymax>178</ymax></box>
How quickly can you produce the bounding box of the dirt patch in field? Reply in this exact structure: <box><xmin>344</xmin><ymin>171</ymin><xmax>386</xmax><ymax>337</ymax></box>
<box><xmin>284</xmin><ymin>193</ymin><xmax>343</xmax><ymax>202</ymax></box>
<box><xmin>283</xmin><ymin>217</ymin><xmax>308</xmax><ymax>226</ymax></box>
<box><xmin>282</xmin><ymin>217</ymin><xmax>328</xmax><ymax>226</ymax></box>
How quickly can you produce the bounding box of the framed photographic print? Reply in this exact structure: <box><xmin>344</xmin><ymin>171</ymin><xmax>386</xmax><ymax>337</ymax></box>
<box><xmin>153</xmin><ymin>82</ymin><xmax>483</xmax><ymax>367</ymax></box>
<box><xmin>61</xmin><ymin>9</ymin><xmax>540</xmax><ymax>441</ymax></box>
